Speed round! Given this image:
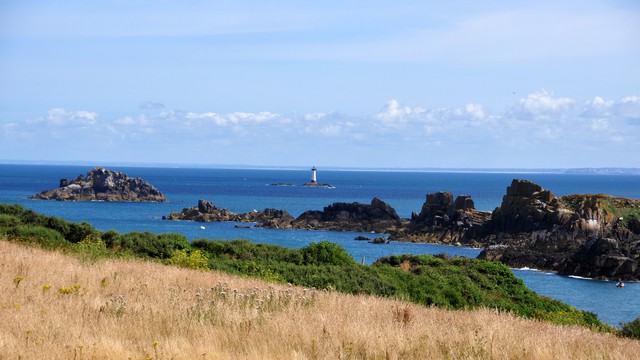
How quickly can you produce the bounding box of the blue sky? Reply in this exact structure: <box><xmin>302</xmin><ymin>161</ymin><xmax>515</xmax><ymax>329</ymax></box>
<box><xmin>1</xmin><ymin>1</ymin><xmax>639</xmax><ymax>169</ymax></box>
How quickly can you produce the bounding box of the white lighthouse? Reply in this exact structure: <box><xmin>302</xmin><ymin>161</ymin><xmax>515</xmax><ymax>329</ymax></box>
<box><xmin>311</xmin><ymin>166</ymin><xmax>317</xmax><ymax>184</ymax></box>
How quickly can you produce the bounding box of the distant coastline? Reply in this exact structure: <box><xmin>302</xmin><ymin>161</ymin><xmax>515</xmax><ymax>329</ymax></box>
<box><xmin>1</xmin><ymin>160</ymin><xmax>639</xmax><ymax>175</ymax></box>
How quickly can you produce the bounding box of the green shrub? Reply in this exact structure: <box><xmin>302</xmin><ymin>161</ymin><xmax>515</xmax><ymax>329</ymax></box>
<box><xmin>0</xmin><ymin>214</ymin><xmax>21</xmax><ymax>227</ymax></box>
<box><xmin>192</xmin><ymin>239</ymin><xmax>304</xmax><ymax>264</ymax></box>
<box><xmin>0</xmin><ymin>203</ymin><xmax>27</xmax><ymax>217</ymax></box>
<box><xmin>301</xmin><ymin>241</ymin><xmax>355</xmax><ymax>266</ymax></box>
<box><xmin>72</xmin><ymin>234</ymin><xmax>111</xmax><ymax>261</ymax></box>
<box><xmin>620</xmin><ymin>316</ymin><xmax>640</xmax><ymax>339</ymax></box>
<box><xmin>167</xmin><ymin>249</ymin><xmax>210</xmax><ymax>271</ymax></box>
<box><xmin>117</xmin><ymin>232</ymin><xmax>189</xmax><ymax>258</ymax></box>
<box><xmin>65</xmin><ymin>222</ymin><xmax>98</xmax><ymax>243</ymax></box>
<box><xmin>101</xmin><ymin>229</ymin><xmax>123</xmax><ymax>248</ymax></box>
<box><xmin>2</xmin><ymin>225</ymin><xmax>68</xmax><ymax>249</ymax></box>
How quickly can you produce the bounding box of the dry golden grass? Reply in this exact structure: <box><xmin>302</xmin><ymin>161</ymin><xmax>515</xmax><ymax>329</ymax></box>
<box><xmin>1</xmin><ymin>240</ymin><xmax>638</xmax><ymax>360</ymax></box>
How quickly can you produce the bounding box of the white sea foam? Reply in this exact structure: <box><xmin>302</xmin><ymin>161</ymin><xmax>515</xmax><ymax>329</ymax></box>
<box><xmin>568</xmin><ymin>275</ymin><xmax>593</xmax><ymax>280</ymax></box>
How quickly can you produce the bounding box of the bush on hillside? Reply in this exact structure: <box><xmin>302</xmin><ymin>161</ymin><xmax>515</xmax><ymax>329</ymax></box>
<box><xmin>620</xmin><ymin>316</ymin><xmax>640</xmax><ymax>339</ymax></box>
<box><xmin>0</xmin><ymin>213</ymin><xmax>21</xmax><ymax>227</ymax></box>
<box><xmin>167</xmin><ymin>249</ymin><xmax>210</xmax><ymax>271</ymax></box>
<box><xmin>301</xmin><ymin>241</ymin><xmax>355</xmax><ymax>266</ymax></box>
<box><xmin>191</xmin><ymin>239</ymin><xmax>304</xmax><ymax>264</ymax></box>
<box><xmin>113</xmin><ymin>232</ymin><xmax>189</xmax><ymax>259</ymax></box>
<box><xmin>0</xmin><ymin>204</ymin><xmax>97</xmax><ymax>243</ymax></box>
<box><xmin>0</xmin><ymin>224</ymin><xmax>68</xmax><ymax>249</ymax></box>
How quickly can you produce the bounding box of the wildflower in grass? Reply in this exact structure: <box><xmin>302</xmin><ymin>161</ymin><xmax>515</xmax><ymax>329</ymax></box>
<box><xmin>100</xmin><ymin>277</ymin><xmax>109</xmax><ymax>287</ymax></box>
<box><xmin>58</xmin><ymin>283</ymin><xmax>81</xmax><ymax>295</ymax></box>
<box><xmin>42</xmin><ymin>284</ymin><xmax>51</xmax><ymax>292</ymax></box>
<box><xmin>25</xmin><ymin>329</ymin><xmax>32</xmax><ymax>346</ymax></box>
<box><xmin>13</xmin><ymin>276</ymin><xmax>23</xmax><ymax>288</ymax></box>
<box><xmin>153</xmin><ymin>341</ymin><xmax>159</xmax><ymax>360</ymax></box>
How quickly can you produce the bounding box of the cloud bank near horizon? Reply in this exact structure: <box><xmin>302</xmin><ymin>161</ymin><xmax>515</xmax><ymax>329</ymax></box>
<box><xmin>2</xmin><ymin>90</ymin><xmax>639</xmax><ymax>168</ymax></box>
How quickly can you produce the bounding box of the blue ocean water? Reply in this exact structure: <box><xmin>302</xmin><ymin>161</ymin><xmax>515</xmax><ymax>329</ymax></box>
<box><xmin>0</xmin><ymin>164</ymin><xmax>638</xmax><ymax>327</ymax></box>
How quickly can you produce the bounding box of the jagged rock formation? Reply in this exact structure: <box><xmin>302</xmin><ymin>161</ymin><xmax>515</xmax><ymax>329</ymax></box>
<box><xmin>163</xmin><ymin>199</ymin><xmax>294</xmax><ymax>228</ymax></box>
<box><xmin>289</xmin><ymin>198</ymin><xmax>403</xmax><ymax>233</ymax></box>
<box><xmin>400</xmin><ymin>192</ymin><xmax>491</xmax><ymax>246</ymax></box>
<box><xmin>29</xmin><ymin>167</ymin><xmax>167</xmax><ymax>202</ymax></box>
<box><xmin>477</xmin><ymin>179</ymin><xmax>640</xmax><ymax>280</ymax></box>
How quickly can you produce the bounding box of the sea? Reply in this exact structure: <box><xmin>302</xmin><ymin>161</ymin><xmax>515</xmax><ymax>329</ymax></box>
<box><xmin>1</xmin><ymin>164</ymin><xmax>639</xmax><ymax>327</ymax></box>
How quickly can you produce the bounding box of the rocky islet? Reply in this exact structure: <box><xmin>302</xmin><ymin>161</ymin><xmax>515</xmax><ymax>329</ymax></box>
<box><xmin>29</xmin><ymin>167</ymin><xmax>168</xmax><ymax>202</ymax></box>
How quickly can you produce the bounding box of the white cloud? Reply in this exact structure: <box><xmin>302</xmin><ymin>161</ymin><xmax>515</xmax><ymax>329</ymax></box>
<box><xmin>590</xmin><ymin>119</ymin><xmax>609</xmax><ymax>131</ymax></box>
<box><xmin>374</xmin><ymin>99</ymin><xmax>425</xmax><ymax>125</ymax></box>
<box><xmin>4</xmin><ymin>91</ymin><xmax>640</xmax><ymax>167</ymax></box>
<box><xmin>41</xmin><ymin>108</ymin><xmax>98</xmax><ymax>126</ymax></box>
<box><xmin>582</xmin><ymin>96</ymin><xmax>613</xmax><ymax>118</ymax></box>
<box><xmin>304</xmin><ymin>113</ymin><xmax>328</xmax><ymax>122</ymax></box>
<box><xmin>114</xmin><ymin>116</ymin><xmax>151</xmax><ymax>126</ymax></box>
<box><xmin>462</xmin><ymin>103</ymin><xmax>485</xmax><ymax>120</ymax></box>
<box><xmin>184</xmin><ymin>111</ymin><xmax>282</xmax><ymax>126</ymax></box>
<box><xmin>139</xmin><ymin>101</ymin><xmax>165</xmax><ymax>110</ymax></box>
<box><xmin>615</xmin><ymin>96</ymin><xmax>640</xmax><ymax>119</ymax></box>
<box><xmin>2</xmin><ymin>122</ymin><xmax>18</xmax><ymax>133</ymax></box>
<box><xmin>507</xmin><ymin>90</ymin><xmax>574</xmax><ymax>121</ymax></box>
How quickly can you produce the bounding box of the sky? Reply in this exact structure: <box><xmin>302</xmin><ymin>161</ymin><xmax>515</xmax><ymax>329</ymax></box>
<box><xmin>1</xmin><ymin>1</ymin><xmax>639</xmax><ymax>169</ymax></box>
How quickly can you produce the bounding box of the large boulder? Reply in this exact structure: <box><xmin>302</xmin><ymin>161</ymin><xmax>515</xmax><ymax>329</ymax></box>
<box><xmin>29</xmin><ymin>167</ymin><xmax>167</xmax><ymax>202</ymax></box>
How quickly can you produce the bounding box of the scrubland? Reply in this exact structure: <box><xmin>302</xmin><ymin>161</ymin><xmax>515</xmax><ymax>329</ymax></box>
<box><xmin>2</xmin><ymin>240</ymin><xmax>638</xmax><ymax>360</ymax></box>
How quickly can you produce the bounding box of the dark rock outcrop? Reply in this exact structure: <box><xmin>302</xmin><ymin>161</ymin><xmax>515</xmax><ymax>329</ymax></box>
<box><xmin>402</xmin><ymin>192</ymin><xmax>491</xmax><ymax>245</ymax></box>
<box><xmin>164</xmin><ymin>197</ymin><xmax>405</xmax><ymax>234</ymax></box>
<box><xmin>29</xmin><ymin>167</ymin><xmax>167</xmax><ymax>202</ymax></box>
<box><xmin>478</xmin><ymin>179</ymin><xmax>640</xmax><ymax>280</ymax></box>
<box><xmin>163</xmin><ymin>199</ymin><xmax>294</xmax><ymax>228</ymax></box>
<box><xmin>289</xmin><ymin>198</ymin><xmax>403</xmax><ymax>233</ymax></box>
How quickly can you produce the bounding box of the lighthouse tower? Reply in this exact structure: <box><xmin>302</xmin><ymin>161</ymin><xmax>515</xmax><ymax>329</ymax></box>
<box><xmin>311</xmin><ymin>166</ymin><xmax>317</xmax><ymax>184</ymax></box>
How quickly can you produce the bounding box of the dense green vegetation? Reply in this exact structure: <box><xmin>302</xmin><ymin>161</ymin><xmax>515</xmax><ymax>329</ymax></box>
<box><xmin>621</xmin><ymin>317</ymin><xmax>640</xmax><ymax>339</ymax></box>
<box><xmin>0</xmin><ymin>203</ymin><xmax>628</xmax><ymax>335</ymax></box>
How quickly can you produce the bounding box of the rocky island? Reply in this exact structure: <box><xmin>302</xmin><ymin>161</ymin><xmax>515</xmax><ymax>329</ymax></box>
<box><xmin>164</xmin><ymin>178</ymin><xmax>640</xmax><ymax>280</ymax></box>
<box><xmin>29</xmin><ymin>167</ymin><xmax>168</xmax><ymax>202</ymax></box>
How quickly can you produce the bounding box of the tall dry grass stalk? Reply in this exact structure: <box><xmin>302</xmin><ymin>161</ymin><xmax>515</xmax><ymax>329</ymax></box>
<box><xmin>1</xmin><ymin>239</ymin><xmax>638</xmax><ymax>359</ymax></box>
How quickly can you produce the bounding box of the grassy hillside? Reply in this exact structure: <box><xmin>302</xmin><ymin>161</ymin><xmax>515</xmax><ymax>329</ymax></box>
<box><xmin>0</xmin><ymin>204</ymin><xmax>630</xmax><ymax>335</ymax></box>
<box><xmin>4</xmin><ymin>240</ymin><xmax>640</xmax><ymax>359</ymax></box>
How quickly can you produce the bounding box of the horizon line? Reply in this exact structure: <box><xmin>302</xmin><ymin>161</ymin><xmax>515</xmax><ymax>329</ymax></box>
<box><xmin>1</xmin><ymin>159</ymin><xmax>639</xmax><ymax>175</ymax></box>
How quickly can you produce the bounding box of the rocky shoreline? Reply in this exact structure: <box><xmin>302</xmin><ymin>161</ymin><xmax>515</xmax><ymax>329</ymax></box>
<box><xmin>476</xmin><ymin>180</ymin><xmax>640</xmax><ymax>281</ymax></box>
<box><xmin>29</xmin><ymin>167</ymin><xmax>168</xmax><ymax>202</ymax></box>
<box><xmin>164</xmin><ymin>179</ymin><xmax>640</xmax><ymax>281</ymax></box>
